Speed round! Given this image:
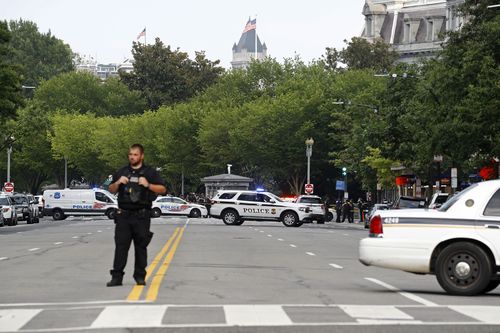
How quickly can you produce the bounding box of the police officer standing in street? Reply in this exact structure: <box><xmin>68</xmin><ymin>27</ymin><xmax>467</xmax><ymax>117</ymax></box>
<box><xmin>107</xmin><ymin>144</ymin><xmax>167</xmax><ymax>287</ymax></box>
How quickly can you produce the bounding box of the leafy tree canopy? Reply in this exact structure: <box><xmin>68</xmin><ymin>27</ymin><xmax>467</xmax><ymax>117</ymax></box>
<box><xmin>0</xmin><ymin>21</ymin><xmax>23</xmax><ymax>121</ymax></box>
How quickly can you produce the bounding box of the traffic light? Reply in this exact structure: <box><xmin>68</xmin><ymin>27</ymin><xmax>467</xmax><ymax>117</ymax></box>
<box><xmin>342</xmin><ymin>167</ymin><xmax>347</xmax><ymax>176</ymax></box>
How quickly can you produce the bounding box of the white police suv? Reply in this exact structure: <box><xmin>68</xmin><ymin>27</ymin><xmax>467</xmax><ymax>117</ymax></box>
<box><xmin>359</xmin><ymin>179</ymin><xmax>500</xmax><ymax>296</ymax></box>
<box><xmin>151</xmin><ymin>196</ymin><xmax>207</xmax><ymax>218</ymax></box>
<box><xmin>210</xmin><ymin>190</ymin><xmax>313</xmax><ymax>227</ymax></box>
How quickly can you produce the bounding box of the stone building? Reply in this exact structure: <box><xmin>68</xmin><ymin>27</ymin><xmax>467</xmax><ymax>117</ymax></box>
<box><xmin>361</xmin><ymin>0</ymin><xmax>465</xmax><ymax>63</ymax></box>
<box><xmin>231</xmin><ymin>18</ymin><xmax>267</xmax><ymax>69</ymax></box>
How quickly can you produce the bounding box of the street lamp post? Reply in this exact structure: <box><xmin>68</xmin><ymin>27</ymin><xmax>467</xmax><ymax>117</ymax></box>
<box><xmin>5</xmin><ymin>136</ymin><xmax>15</xmax><ymax>183</ymax></box>
<box><xmin>305</xmin><ymin>138</ymin><xmax>314</xmax><ymax>185</ymax></box>
<box><xmin>342</xmin><ymin>167</ymin><xmax>347</xmax><ymax>198</ymax></box>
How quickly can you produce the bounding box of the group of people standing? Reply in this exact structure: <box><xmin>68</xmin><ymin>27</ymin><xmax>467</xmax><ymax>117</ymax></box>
<box><xmin>333</xmin><ymin>198</ymin><xmax>368</xmax><ymax>223</ymax></box>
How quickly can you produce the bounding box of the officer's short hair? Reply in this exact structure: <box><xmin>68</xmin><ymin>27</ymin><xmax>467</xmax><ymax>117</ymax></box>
<box><xmin>129</xmin><ymin>143</ymin><xmax>144</xmax><ymax>154</ymax></box>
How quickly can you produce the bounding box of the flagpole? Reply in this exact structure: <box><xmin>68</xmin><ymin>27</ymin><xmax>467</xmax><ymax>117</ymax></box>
<box><xmin>144</xmin><ymin>27</ymin><xmax>147</xmax><ymax>45</ymax></box>
<box><xmin>254</xmin><ymin>15</ymin><xmax>258</xmax><ymax>60</ymax></box>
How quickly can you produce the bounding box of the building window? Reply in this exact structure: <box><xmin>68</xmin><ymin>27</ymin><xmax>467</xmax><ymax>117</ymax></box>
<box><xmin>404</xmin><ymin>23</ymin><xmax>411</xmax><ymax>43</ymax></box>
<box><xmin>366</xmin><ymin>17</ymin><xmax>373</xmax><ymax>37</ymax></box>
<box><xmin>427</xmin><ymin>20</ymin><xmax>434</xmax><ymax>41</ymax></box>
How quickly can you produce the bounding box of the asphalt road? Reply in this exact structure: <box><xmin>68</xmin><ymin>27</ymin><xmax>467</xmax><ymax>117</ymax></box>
<box><xmin>0</xmin><ymin>216</ymin><xmax>499</xmax><ymax>333</ymax></box>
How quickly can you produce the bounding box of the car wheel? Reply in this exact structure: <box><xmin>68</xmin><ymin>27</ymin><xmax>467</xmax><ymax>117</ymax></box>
<box><xmin>234</xmin><ymin>220</ymin><xmax>245</xmax><ymax>226</ymax></box>
<box><xmin>281</xmin><ymin>211</ymin><xmax>299</xmax><ymax>227</ymax></box>
<box><xmin>151</xmin><ymin>208</ymin><xmax>161</xmax><ymax>218</ymax></box>
<box><xmin>317</xmin><ymin>218</ymin><xmax>325</xmax><ymax>224</ymax></box>
<box><xmin>435</xmin><ymin>242</ymin><xmax>492</xmax><ymax>296</ymax></box>
<box><xmin>189</xmin><ymin>208</ymin><xmax>201</xmax><ymax>218</ymax></box>
<box><xmin>326</xmin><ymin>212</ymin><xmax>333</xmax><ymax>222</ymax></box>
<box><xmin>53</xmin><ymin>210</ymin><xmax>65</xmax><ymax>221</ymax></box>
<box><xmin>106</xmin><ymin>209</ymin><xmax>116</xmax><ymax>219</ymax></box>
<box><xmin>221</xmin><ymin>209</ymin><xmax>239</xmax><ymax>225</ymax></box>
<box><xmin>482</xmin><ymin>280</ymin><xmax>500</xmax><ymax>294</ymax></box>
<box><xmin>5</xmin><ymin>218</ymin><xmax>13</xmax><ymax>226</ymax></box>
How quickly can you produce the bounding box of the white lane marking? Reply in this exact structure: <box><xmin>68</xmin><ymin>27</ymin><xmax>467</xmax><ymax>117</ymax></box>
<box><xmin>91</xmin><ymin>305</ymin><xmax>167</xmax><ymax>328</ymax></box>
<box><xmin>365</xmin><ymin>278</ymin><xmax>438</xmax><ymax>307</ymax></box>
<box><xmin>28</xmin><ymin>248</ymin><xmax>40</xmax><ymax>252</ymax></box>
<box><xmin>72</xmin><ymin>236</ymin><xmax>79</xmax><ymax>239</ymax></box>
<box><xmin>260</xmin><ymin>230</ymin><xmax>264</xmax><ymax>233</ymax></box>
<box><xmin>449</xmin><ymin>306</ymin><xmax>500</xmax><ymax>324</ymax></box>
<box><xmin>0</xmin><ymin>309</ymin><xmax>42</xmax><ymax>332</ymax></box>
<box><xmin>306</xmin><ymin>252</ymin><xmax>316</xmax><ymax>256</ymax></box>
<box><xmin>17</xmin><ymin>232</ymin><xmax>22</xmax><ymax>234</ymax></box>
<box><xmin>87</xmin><ymin>232</ymin><xmax>93</xmax><ymax>235</ymax></box>
<box><xmin>277</xmin><ymin>238</ymin><xmax>284</xmax><ymax>241</ymax></box>
<box><xmin>340</xmin><ymin>305</ymin><xmax>414</xmax><ymax>320</ymax></box>
<box><xmin>97</xmin><ymin>230</ymin><xmax>102</xmax><ymax>233</ymax></box>
<box><xmin>0</xmin><ymin>257</ymin><xmax>8</xmax><ymax>261</ymax></box>
<box><xmin>224</xmin><ymin>305</ymin><xmax>292</xmax><ymax>326</ymax></box>
<box><xmin>343</xmin><ymin>234</ymin><xmax>349</xmax><ymax>236</ymax></box>
<box><xmin>289</xmin><ymin>244</ymin><xmax>297</xmax><ymax>248</ymax></box>
<box><xmin>329</xmin><ymin>263</ymin><xmax>343</xmax><ymax>269</ymax></box>
<box><xmin>267</xmin><ymin>234</ymin><xmax>272</xmax><ymax>237</ymax></box>
<box><xmin>53</xmin><ymin>242</ymin><xmax>63</xmax><ymax>245</ymax></box>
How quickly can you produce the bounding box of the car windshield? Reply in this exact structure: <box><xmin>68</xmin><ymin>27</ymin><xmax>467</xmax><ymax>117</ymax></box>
<box><xmin>398</xmin><ymin>198</ymin><xmax>424</xmax><ymax>208</ymax></box>
<box><xmin>438</xmin><ymin>183</ymin><xmax>478</xmax><ymax>212</ymax></box>
<box><xmin>0</xmin><ymin>198</ymin><xmax>10</xmax><ymax>205</ymax></box>
<box><xmin>12</xmin><ymin>196</ymin><xmax>27</xmax><ymax>204</ymax></box>
<box><xmin>267</xmin><ymin>193</ymin><xmax>283</xmax><ymax>202</ymax></box>
<box><xmin>299</xmin><ymin>197</ymin><xmax>322</xmax><ymax>204</ymax></box>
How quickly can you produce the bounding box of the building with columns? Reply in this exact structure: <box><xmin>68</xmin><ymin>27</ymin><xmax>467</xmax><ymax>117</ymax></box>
<box><xmin>361</xmin><ymin>0</ymin><xmax>465</xmax><ymax>63</ymax></box>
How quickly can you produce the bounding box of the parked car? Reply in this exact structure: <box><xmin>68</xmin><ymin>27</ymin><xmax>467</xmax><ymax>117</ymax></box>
<box><xmin>151</xmin><ymin>196</ymin><xmax>208</xmax><ymax>218</ymax></box>
<box><xmin>364</xmin><ymin>203</ymin><xmax>390</xmax><ymax>229</ymax></box>
<box><xmin>429</xmin><ymin>192</ymin><xmax>449</xmax><ymax>209</ymax></box>
<box><xmin>44</xmin><ymin>189</ymin><xmax>117</xmax><ymax>220</ymax></box>
<box><xmin>0</xmin><ymin>194</ymin><xmax>17</xmax><ymax>226</ymax></box>
<box><xmin>26</xmin><ymin>194</ymin><xmax>40</xmax><ymax>223</ymax></box>
<box><xmin>11</xmin><ymin>194</ymin><xmax>37</xmax><ymax>224</ymax></box>
<box><xmin>392</xmin><ymin>196</ymin><xmax>426</xmax><ymax>209</ymax></box>
<box><xmin>34</xmin><ymin>195</ymin><xmax>44</xmax><ymax>216</ymax></box>
<box><xmin>359</xmin><ymin>180</ymin><xmax>500</xmax><ymax>296</ymax></box>
<box><xmin>211</xmin><ymin>190</ymin><xmax>312</xmax><ymax>227</ymax></box>
<box><xmin>293</xmin><ymin>195</ymin><xmax>326</xmax><ymax>223</ymax></box>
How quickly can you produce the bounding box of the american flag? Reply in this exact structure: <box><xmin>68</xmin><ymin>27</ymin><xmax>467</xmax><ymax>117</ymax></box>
<box><xmin>136</xmin><ymin>28</ymin><xmax>146</xmax><ymax>40</ymax></box>
<box><xmin>243</xmin><ymin>18</ymin><xmax>256</xmax><ymax>33</ymax></box>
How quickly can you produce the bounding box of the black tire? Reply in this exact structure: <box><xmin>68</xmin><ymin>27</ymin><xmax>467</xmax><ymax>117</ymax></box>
<box><xmin>5</xmin><ymin>218</ymin><xmax>13</xmax><ymax>226</ymax></box>
<box><xmin>326</xmin><ymin>212</ymin><xmax>334</xmax><ymax>222</ymax></box>
<box><xmin>189</xmin><ymin>208</ymin><xmax>201</xmax><ymax>218</ymax></box>
<box><xmin>281</xmin><ymin>211</ymin><xmax>299</xmax><ymax>227</ymax></box>
<box><xmin>482</xmin><ymin>280</ymin><xmax>500</xmax><ymax>294</ymax></box>
<box><xmin>221</xmin><ymin>209</ymin><xmax>239</xmax><ymax>225</ymax></box>
<box><xmin>234</xmin><ymin>220</ymin><xmax>245</xmax><ymax>226</ymax></box>
<box><xmin>151</xmin><ymin>208</ymin><xmax>161</xmax><ymax>218</ymax></box>
<box><xmin>106</xmin><ymin>209</ymin><xmax>116</xmax><ymax>220</ymax></box>
<box><xmin>34</xmin><ymin>217</ymin><xmax>40</xmax><ymax>223</ymax></box>
<box><xmin>52</xmin><ymin>210</ymin><xmax>65</xmax><ymax>221</ymax></box>
<box><xmin>317</xmin><ymin>218</ymin><xmax>325</xmax><ymax>224</ymax></box>
<box><xmin>435</xmin><ymin>242</ymin><xmax>492</xmax><ymax>296</ymax></box>
<box><xmin>26</xmin><ymin>216</ymin><xmax>33</xmax><ymax>224</ymax></box>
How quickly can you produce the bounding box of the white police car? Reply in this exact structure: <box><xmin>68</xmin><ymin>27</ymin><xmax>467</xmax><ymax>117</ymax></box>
<box><xmin>151</xmin><ymin>196</ymin><xmax>207</xmax><ymax>218</ymax></box>
<box><xmin>359</xmin><ymin>179</ymin><xmax>500</xmax><ymax>296</ymax></box>
<box><xmin>210</xmin><ymin>190</ymin><xmax>313</xmax><ymax>227</ymax></box>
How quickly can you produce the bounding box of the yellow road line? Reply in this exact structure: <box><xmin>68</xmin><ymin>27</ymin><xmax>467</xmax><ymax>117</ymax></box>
<box><xmin>126</xmin><ymin>227</ymin><xmax>180</xmax><ymax>301</ymax></box>
<box><xmin>145</xmin><ymin>227</ymin><xmax>186</xmax><ymax>302</ymax></box>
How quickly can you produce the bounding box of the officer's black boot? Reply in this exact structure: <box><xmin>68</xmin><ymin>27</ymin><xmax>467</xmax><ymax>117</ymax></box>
<box><xmin>106</xmin><ymin>270</ymin><xmax>124</xmax><ymax>287</ymax></box>
<box><xmin>134</xmin><ymin>277</ymin><xmax>146</xmax><ymax>286</ymax></box>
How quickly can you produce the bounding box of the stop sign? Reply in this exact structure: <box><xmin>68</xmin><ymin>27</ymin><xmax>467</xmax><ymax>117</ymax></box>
<box><xmin>305</xmin><ymin>183</ymin><xmax>314</xmax><ymax>194</ymax></box>
<box><xmin>4</xmin><ymin>182</ymin><xmax>14</xmax><ymax>193</ymax></box>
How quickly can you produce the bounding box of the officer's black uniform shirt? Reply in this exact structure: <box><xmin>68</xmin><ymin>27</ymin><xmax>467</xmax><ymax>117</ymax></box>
<box><xmin>112</xmin><ymin>164</ymin><xmax>165</xmax><ymax>210</ymax></box>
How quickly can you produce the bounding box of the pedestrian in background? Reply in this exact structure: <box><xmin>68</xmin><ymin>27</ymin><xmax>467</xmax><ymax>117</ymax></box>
<box><xmin>107</xmin><ymin>144</ymin><xmax>167</xmax><ymax>287</ymax></box>
<box><xmin>335</xmin><ymin>200</ymin><xmax>342</xmax><ymax>223</ymax></box>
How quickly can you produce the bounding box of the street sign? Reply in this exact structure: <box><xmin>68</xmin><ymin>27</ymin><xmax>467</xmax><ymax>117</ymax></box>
<box><xmin>4</xmin><ymin>182</ymin><xmax>14</xmax><ymax>193</ymax></box>
<box><xmin>451</xmin><ymin>168</ymin><xmax>458</xmax><ymax>178</ymax></box>
<box><xmin>305</xmin><ymin>183</ymin><xmax>314</xmax><ymax>194</ymax></box>
<box><xmin>336</xmin><ymin>180</ymin><xmax>345</xmax><ymax>191</ymax></box>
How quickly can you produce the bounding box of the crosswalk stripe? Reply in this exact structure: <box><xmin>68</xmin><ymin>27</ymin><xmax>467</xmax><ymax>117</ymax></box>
<box><xmin>449</xmin><ymin>306</ymin><xmax>500</xmax><ymax>324</ymax></box>
<box><xmin>340</xmin><ymin>305</ymin><xmax>414</xmax><ymax>320</ymax></box>
<box><xmin>0</xmin><ymin>309</ymin><xmax>42</xmax><ymax>332</ymax></box>
<box><xmin>224</xmin><ymin>305</ymin><xmax>293</xmax><ymax>326</ymax></box>
<box><xmin>90</xmin><ymin>305</ymin><xmax>167</xmax><ymax>328</ymax></box>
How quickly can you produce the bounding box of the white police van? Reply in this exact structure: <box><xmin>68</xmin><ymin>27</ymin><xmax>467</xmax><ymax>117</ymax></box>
<box><xmin>43</xmin><ymin>189</ymin><xmax>118</xmax><ymax>220</ymax></box>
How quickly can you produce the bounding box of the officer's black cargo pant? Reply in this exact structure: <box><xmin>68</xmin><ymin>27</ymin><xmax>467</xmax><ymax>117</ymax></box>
<box><xmin>111</xmin><ymin>209</ymin><xmax>153</xmax><ymax>281</ymax></box>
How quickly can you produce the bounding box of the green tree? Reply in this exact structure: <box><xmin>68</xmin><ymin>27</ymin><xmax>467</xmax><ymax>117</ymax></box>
<box><xmin>120</xmin><ymin>38</ymin><xmax>224</xmax><ymax>110</ymax></box>
<box><xmin>7</xmin><ymin>19</ymin><xmax>74</xmax><ymax>88</ymax></box>
<box><xmin>0</xmin><ymin>21</ymin><xmax>23</xmax><ymax>120</ymax></box>
<box><xmin>324</xmin><ymin>37</ymin><xmax>398</xmax><ymax>72</ymax></box>
<box><xmin>35</xmin><ymin>71</ymin><xmax>146</xmax><ymax>116</ymax></box>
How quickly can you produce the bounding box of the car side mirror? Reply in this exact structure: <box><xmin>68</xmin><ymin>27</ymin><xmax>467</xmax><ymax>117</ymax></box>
<box><xmin>269</xmin><ymin>200</ymin><xmax>276</xmax><ymax>203</ymax></box>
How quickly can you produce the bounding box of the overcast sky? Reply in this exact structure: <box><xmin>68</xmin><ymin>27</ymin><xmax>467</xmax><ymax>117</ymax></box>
<box><xmin>2</xmin><ymin>0</ymin><xmax>367</xmax><ymax>68</ymax></box>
